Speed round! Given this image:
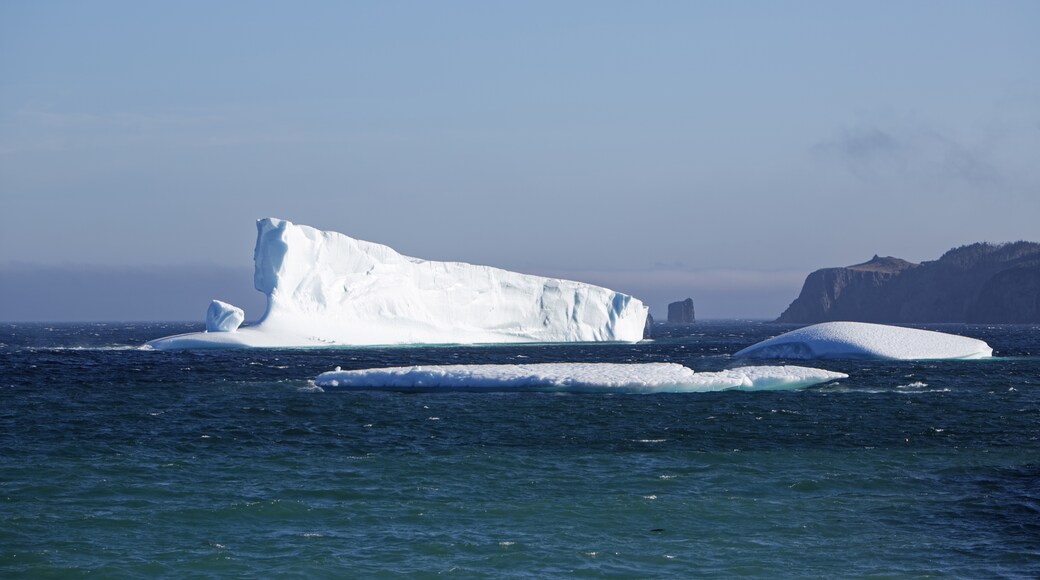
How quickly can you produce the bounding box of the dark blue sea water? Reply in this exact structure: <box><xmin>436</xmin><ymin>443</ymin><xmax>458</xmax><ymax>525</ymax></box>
<box><xmin>2</xmin><ymin>322</ymin><xmax>1039</xmax><ymax>577</ymax></box>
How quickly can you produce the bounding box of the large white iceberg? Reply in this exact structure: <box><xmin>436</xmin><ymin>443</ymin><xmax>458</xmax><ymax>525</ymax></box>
<box><xmin>147</xmin><ymin>218</ymin><xmax>648</xmax><ymax>349</ymax></box>
<box><xmin>733</xmin><ymin>321</ymin><xmax>993</xmax><ymax>360</ymax></box>
<box><xmin>313</xmin><ymin>362</ymin><xmax>848</xmax><ymax>393</ymax></box>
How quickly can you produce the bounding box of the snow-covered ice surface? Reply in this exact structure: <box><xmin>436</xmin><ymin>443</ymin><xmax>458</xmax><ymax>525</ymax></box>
<box><xmin>147</xmin><ymin>218</ymin><xmax>648</xmax><ymax>349</ymax></box>
<box><xmin>313</xmin><ymin>362</ymin><xmax>848</xmax><ymax>393</ymax></box>
<box><xmin>206</xmin><ymin>300</ymin><xmax>244</xmax><ymax>332</ymax></box>
<box><xmin>733</xmin><ymin>321</ymin><xmax>993</xmax><ymax>360</ymax></box>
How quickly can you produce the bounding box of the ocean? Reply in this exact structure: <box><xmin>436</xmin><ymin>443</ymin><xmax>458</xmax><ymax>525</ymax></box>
<box><xmin>2</xmin><ymin>321</ymin><xmax>1038</xmax><ymax>577</ymax></box>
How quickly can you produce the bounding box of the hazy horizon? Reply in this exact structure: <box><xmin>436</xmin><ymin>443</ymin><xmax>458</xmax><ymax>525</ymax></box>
<box><xmin>2</xmin><ymin>2</ymin><xmax>1038</xmax><ymax>321</ymax></box>
<box><xmin>3</xmin><ymin>234</ymin><xmax>1035</xmax><ymax>322</ymax></box>
<box><xmin>0</xmin><ymin>258</ymin><xmax>808</xmax><ymax>322</ymax></box>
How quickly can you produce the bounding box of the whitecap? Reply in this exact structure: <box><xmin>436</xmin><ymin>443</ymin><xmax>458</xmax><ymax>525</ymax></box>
<box><xmin>33</xmin><ymin>345</ymin><xmax>143</xmax><ymax>352</ymax></box>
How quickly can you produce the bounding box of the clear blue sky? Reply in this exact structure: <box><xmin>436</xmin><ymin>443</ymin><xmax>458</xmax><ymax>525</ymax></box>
<box><xmin>1</xmin><ymin>1</ymin><xmax>1038</xmax><ymax>319</ymax></box>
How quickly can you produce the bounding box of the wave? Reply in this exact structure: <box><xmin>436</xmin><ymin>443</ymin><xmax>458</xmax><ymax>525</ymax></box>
<box><xmin>24</xmin><ymin>345</ymin><xmax>145</xmax><ymax>352</ymax></box>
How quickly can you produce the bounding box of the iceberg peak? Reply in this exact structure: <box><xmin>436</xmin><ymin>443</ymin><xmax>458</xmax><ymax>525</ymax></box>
<box><xmin>206</xmin><ymin>300</ymin><xmax>244</xmax><ymax>332</ymax></box>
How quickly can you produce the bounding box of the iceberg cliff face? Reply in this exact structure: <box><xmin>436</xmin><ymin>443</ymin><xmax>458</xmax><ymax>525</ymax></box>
<box><xmin>147</xmin><ymin>218</ymin><xmax>648</xmax><ymax>349</ymax></box>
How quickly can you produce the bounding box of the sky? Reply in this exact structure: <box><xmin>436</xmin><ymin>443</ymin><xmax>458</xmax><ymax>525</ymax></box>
<box><xmin>1</xmin><ymin>1</ymin><xmax>1038</xmax><ymax>320</ymax></box>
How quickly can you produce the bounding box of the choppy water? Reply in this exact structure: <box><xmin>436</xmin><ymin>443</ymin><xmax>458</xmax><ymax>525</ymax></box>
<box><xmin>2</xmin><ymin>322</ymin><xmax>1039</xmax><ymax>577</ymax></box>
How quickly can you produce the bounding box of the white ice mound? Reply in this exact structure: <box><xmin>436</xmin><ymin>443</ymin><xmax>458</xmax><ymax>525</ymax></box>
<box><xmin>147</xmin><ymin>218</ymin><xmax>647</xmax><ymax>349</ymax></box>
<box><xmin>733</xmin><ymin>321</ymin><xmax>993</xmax><ymax>360</ymax></box>
<box><xmin>313</xmin><ymin>362</ymin><xmax>847</xmax><ymax>393</ymax></box>
<box><xmin>206</xmin><ymin>300</ymin><xmax>244</xmax><ymax>332</ymax></box>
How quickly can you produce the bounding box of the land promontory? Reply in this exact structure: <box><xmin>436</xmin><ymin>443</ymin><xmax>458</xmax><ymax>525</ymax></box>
<box><xmin>777</xmin><ymin>242</ymin><xmax>1040</xmax><ymax>323</ymax></box>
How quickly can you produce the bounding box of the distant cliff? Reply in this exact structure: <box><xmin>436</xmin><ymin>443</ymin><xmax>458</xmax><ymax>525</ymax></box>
<box><xmin>777</xmin><ymin>242</ymin><xmax>1040</xmax><ymax>323</ymax></box>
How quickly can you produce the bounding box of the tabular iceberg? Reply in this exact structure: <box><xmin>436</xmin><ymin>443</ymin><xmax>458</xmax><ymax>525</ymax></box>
<box><xmin>147</xmin><ymin>218</ymin><xmax>648</xmax><ymax>349</ymax></box>
<box><xmin>733</xmin><ymin>321</ymin><xmax>993</xmax><ymax>360</ymax></box>
<box><xmin>314</xmin><ymin>362</ymin><xmax>848</xmax><ymax>393</ymax></box>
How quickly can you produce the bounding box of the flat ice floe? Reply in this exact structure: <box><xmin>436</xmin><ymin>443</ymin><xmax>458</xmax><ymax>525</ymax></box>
<box><xmin>734</xmin><ymin>321</ymin><xmax>992</xmax><ymax>360</ymax></box>
<box><xmin>147</xmin><ymin>218</ymin><xmax>647</xmax><ymax>349</ymax></box>
<box><xmin>313</xmin><ymin>362</ymin><xmax>847</xmax><ymax>393</ymax></box>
